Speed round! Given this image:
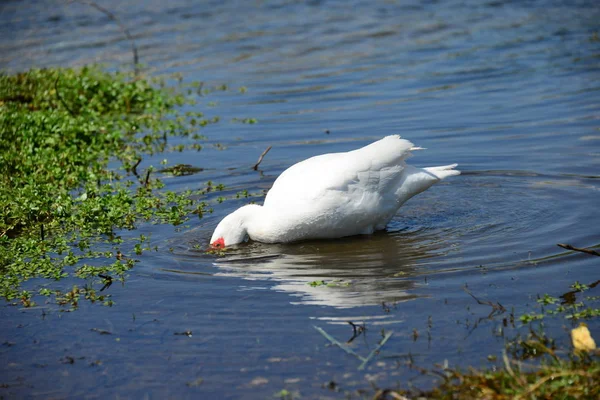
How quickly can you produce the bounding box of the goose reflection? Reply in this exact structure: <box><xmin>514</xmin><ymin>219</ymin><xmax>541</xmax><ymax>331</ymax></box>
<box><xmin>210</xmin><ymin>228</ymin><xmax>452</xmax><ymax>308</ymax></box>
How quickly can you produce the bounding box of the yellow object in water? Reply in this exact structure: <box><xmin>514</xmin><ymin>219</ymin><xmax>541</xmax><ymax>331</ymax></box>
<box><xmin>571</xmin><ymin>323</ymin><xmax>597</xmax><ymax>351</ymax></box>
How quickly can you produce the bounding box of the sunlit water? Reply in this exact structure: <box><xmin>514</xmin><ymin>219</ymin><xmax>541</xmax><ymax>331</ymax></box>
<box><xmin>1</xmin><ymin>0</ymin><xmax>599</xmax><ymax>398</ymax></box>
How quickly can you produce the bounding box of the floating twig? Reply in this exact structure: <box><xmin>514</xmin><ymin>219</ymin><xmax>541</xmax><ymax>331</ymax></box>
<box><xmin>463</xmin><ymin>286</ymin><xmax>506</xmax><ymax>317</ymax></box>
<box><xmin>61</xmin><ymin>356</ymin><xmax>75</xmax><ymax>364</ymax></box>
<box><xmin>131</xmin><ymin>158</ymin><xmax>142</xmax><ymax>177</ymax></box>
<box><xmin>144</xmin><ymin>169</ymin><xmax>151</xmax><ymax>187</ymax></box>
<box><xmin>560</xmin><ymin>279</ymin><xmax>600</xmax><ymax>305</ymax></box>
<box><xmin>314</xmin><ymin>325</ymin><xmax>393</xmax><ymax>370</ymax></box>
<box><xmin>379</xmin><ymin>352</ymin><xmax>421</xmax><ymax>360</ymax></box>
<box><xmin>252</xmin><ymin>145</ymin><xmax>272</xmax><ymax>170</ymax></box>
<box><xmin>557</xmin><ymin>243</ymin><xmax>600</xmax><ymax>257</ymax></box>
<box><xmin>358</xmin><ymin>331</ymin><xmax>393</xmax><ymax>371</ymax></box>
<box><xmin>90</xmin><ymin>328</ymin><xmax>112</xmax><ymax>335</ymax></box>
<box><xmin>314</xmin><ymin>325</ymin><xmax>362</xmax><ymax>359</ymax></box>
<box><xmin>347</xmin><ymin>321</ymin><xmax>366</xmax><ymax>344</ymax></box>
<box><xmin>68</xmin><ymin>0</ymin><xmax>139</xmax><ymax>75</ymax></box>
<box><xmin>98</xmin><ymin>274</ymin><xmax>113</xmax><ymax>291</ymax></box>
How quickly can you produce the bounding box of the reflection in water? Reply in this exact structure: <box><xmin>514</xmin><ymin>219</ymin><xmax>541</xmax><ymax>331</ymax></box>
<box><xmin>164</xmin><ymin>170</ymin><xmax>600</xmax><ymax>309</ymax></box>
<box><xmin>208</xmin><ymin>230</ymin><xmax>449</xmax><ymax>308</ymax></box>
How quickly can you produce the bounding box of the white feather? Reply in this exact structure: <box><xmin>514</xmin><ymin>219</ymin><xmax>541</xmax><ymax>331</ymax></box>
<box><xmin>210</xmin><ymin>135</ymin><xmax>460</xmax><ymax>246</ymax></box>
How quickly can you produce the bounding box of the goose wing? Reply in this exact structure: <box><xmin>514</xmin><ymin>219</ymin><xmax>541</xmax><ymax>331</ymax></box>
<box><xmin>264</xmin><ymin>135</ymin><xmax>416</xmax><ymax>209</ymax></box>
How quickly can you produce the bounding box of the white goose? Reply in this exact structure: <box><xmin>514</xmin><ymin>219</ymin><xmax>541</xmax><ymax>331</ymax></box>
<box><xmin>210</xmin><ymin>135</ymin><xmax>459</xmax><ymax>248</ymax></box>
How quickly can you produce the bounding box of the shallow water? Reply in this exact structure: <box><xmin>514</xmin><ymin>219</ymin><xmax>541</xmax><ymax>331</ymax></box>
<box><xmin>1</xmin><ymin>0</ymin><xmax>600</xmax><ymax>398</ymax></box>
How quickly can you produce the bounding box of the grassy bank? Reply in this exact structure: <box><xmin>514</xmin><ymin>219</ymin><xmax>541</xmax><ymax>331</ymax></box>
<box><xmin>0</xmin><ymin>67</ymin><xmax>215</xmax><ymax>307</ymax></box>
<box><xmin>386</xmin><ymin>338</ymin><xmax>599</xmax><ymax>399</ymax></box>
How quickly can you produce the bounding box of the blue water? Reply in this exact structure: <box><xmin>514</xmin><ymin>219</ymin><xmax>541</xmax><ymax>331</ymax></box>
<box><xmin>1</xmin><ymin>0</ymin><xmax>599</xmax><ymax>398</ymax></box>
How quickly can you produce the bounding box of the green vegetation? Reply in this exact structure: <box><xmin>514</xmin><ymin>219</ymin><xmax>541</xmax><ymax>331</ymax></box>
<box><xmin>386</xmin><ymin>353</ymin><xmax>598</xmax><ymax>399</ymax></box>
<box><xmin>368</xmin><ymin>281</ymin><xmax>600</xmax><ymax>399</ymax></box>
<box><xmin>307</xmin><ymin>279</ymin><xmax>351</xmax><ymax>288</ymax></box>
<box><xmin>0</xmin><ymin>66</ymin><xmax>222</xmax><ymax>307</ymax></box>
<box><xmin>520</xmin><ymin>282</ymin><xmax>600</xmax><ymax>323</ymax></box>
<box><xmin>377</xmin><ymin>336</ymin><xmax>599</xmax><ymax>399</ymax></box>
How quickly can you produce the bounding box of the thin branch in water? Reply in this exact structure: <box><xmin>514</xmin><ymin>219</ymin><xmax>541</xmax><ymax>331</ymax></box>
<box><xmin>557</xmin><ymin>243</ymin><xmax>600</xmax><ymax>257</ymax></box>
<box><xmin>313</xmin><ymin>325</ymin><xmax>363</xmax><ymax>360</ymax></box>
<box><xmin>463</xmin><ymin>286</ymin><xmax>506</xmax><ymax>317</ymax></box>
<box><xmin>144</xmin><ymin>170</ymin><xmax>151</xmax><ymax>188</ymax></box>
<box><xmin>560</xmin><ymin>279</ymin><xmax>600</xmax><ymax>305</ymax></box>
<box><xmin>68</xmin><ymin>0</ymin><xmax>139</xmax><ymax>75</ymax></box>
<box><xmin>98</xmin><ymin>274</ymin><xmax>112</xmax><ymax>291</ymax></box>
<box><xmin>346</xmin><ymin>321</ymin><xmax>366</xmax><ymax>344</ymax></box>
<box><xmin>358</xmin><ymin>331</ymin><xmax>394</xmax><ymax>371</ymax></box>
<box><xmin>252</xmin><ymin>146</ymin><xmax>272</xmax><ymax>170</ymax></box>
<box><xmin>314</xmin><ymin>325</ymin><xmax>393</xmax><ymax>370</ymax></box>
<box><xmin>131</xmin><ymin>158</ymin><xmax>142</xmax><ymax>177</ymax></box>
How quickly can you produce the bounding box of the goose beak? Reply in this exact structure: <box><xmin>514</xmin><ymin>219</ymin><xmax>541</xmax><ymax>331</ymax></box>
<box><xmin>207</xmin><ymin>237</ymin><xmax>225</xmax><ymax>252</ymax></box>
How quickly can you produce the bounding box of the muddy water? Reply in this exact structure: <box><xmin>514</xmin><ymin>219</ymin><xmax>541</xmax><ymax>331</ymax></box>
<box><xmin>1</xmin><ymin>0</ymin><xmax>599</xmax><ymax>398</ymax></box>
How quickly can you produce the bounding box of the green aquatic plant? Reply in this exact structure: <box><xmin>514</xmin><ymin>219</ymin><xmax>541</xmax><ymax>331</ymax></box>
<box><xmin>159</xmin><ymin>163</ymin><xmax>205</xmax><ymax>176</ymax></box>
<box><xmin>0</xmin><ymin>66</ymin><xmax>227</xmax><ymax>307</ymax></box>
<box><xmin>520</xmin><ymin>282</ymin><xmax>600</xmax><ymax>322</ymax></box>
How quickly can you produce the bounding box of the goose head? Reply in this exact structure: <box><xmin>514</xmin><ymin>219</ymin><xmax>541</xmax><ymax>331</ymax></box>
<box><xmin>210</xmin><ymin>205</ymin><xmax>262</xmax><ymax>249</ymax></box>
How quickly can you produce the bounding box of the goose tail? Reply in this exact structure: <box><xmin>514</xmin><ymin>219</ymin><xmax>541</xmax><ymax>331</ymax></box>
<box><xmin>425</xmin><ymin>163</ymin><xmax>461</xmax><ymax>180</ymax></box>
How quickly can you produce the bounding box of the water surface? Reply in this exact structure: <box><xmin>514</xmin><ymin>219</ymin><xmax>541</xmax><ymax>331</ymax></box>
<box><xmin>1</xmin><ymin>0</ymin><xmax>599</xmax><ymax>398</ymax></box>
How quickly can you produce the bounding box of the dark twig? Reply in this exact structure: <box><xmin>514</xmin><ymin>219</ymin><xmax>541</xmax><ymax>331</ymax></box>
<box><xmin>560</xmin><ymin>279</ymin><xmax>600</xmax><ymax>305</ymax></box>
<box><xmin>252</xmin><ymin>146</ymin><xmax>272</xmax><ymax>170</ymax></box>
<box><xmin>54</xmin><ymin>74</ymin><xmax>76</xmax><ymax>116</ymax></box>
<box><xmin>131</xmin><ymin>158</ymin><xmax>142</xmax><ymax>177</ymax></box>
<box><xmin>90</xmin><ymin>328</ymin><xmax>112</xmax><ymax>335</ymax></box>
<box><xmin>557</xmin><ymin>243</ymin><xmax>600</xmax><ymax>257</ymax></box>
<box><xmin>144</xmin><ymin>170</ymin><xmax>151</xmax><ymax>188</ymax></box>
<box><xmin>347</xmin><ymin>321</ymin><xmax>366</xmax><ymax>344</ymax></box>
<box><xmin>463</xmin><ymin>286</ymin><xmax>506</xmax><ymax>318</ymax></box>
<box><xmin>68</xmin><ymin>0</ymin><xmax>139</xmax><ymax>75</ymax></box>
<box><xmin>98</xmin><ymin>274</ymin><xmax>113</xmax><ymax>291</ymax></box>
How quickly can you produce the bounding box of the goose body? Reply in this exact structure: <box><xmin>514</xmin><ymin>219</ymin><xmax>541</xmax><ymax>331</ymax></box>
<box><xmin>210</xmin><ymin>135</ymin><xmax>459</xmax><ymax>248</ymax></box>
